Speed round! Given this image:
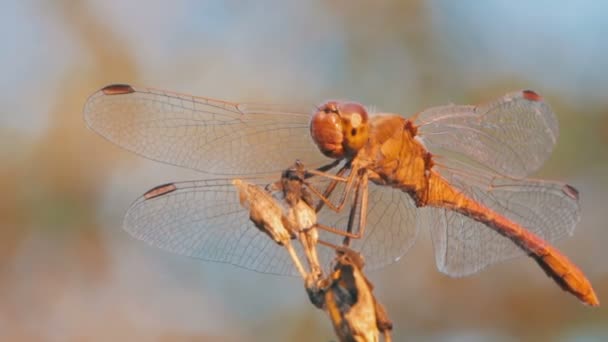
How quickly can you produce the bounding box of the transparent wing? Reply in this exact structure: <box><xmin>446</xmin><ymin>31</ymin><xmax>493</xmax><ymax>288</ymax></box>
<box><xmin>415</xmin><ymin>90</ymin><xmax>558</xmax><ymax>179</ymax></box>
<box><xmin>354</xmin><ymin>183</ymin><xmax>419</xmax><ymax>270</ymax></box>
<box><xmin>124</xmin><ymin>177</ymin><xmax>304</xmax><ymax>276</ymax></box>
<box><xmin>420</xmin><ymin>159</ymin><xmax>580</xmax><ymax>277</ymax></box>
<box><xmin>311</xmin><ymin>173</ymin><xmax>419</xmax><ymax>271</ymax></box>
<box><xmin>84</xmin><ymin>84</ymin><xmax>331</xmax><ymax>176</ymax></box>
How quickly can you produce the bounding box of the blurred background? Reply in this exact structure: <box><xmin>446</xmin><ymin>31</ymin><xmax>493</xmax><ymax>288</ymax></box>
<box><xmin>1</xmin><ymin>0</ymin><xmax>607</xmax><ymax>341</ymax></box>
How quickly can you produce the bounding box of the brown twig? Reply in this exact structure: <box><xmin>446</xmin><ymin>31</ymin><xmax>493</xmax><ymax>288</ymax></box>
<box><xmin>305</xmin><ymin>247</ymin><xmax>393</xmax><ymax>342</ymax></box>
<box><xmin>233</xmin><ymin>161</ymin><xmax>393</xmax><ymax>342</ymax></box>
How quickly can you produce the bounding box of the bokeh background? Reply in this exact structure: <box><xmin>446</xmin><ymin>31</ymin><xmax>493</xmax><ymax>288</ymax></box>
<box><xmin>2</xmin><ymin>1</ymin><xmax>607</xmax><ymax>341</ymax></box>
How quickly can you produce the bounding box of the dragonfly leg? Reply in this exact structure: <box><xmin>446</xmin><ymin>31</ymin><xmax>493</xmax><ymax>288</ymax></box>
<box><xmin>357</xmin><ymin>171</ymin><xmax>369</xmax><ymax>237</ymax></box>
<box><xmin>311</xmin><ymin>170</ymin><xmax>369</xmax><ymax>246</ymax></box>
<box><xmin>312</xmin><ymin>159</ymin><xmax>342</xmax><ymax>174</ymax></box>
<box><xmin>347</xmin><ymin>170</ymin><xmax>369</xmax><ymax>245</ymax></box>
<box><xmin>317</xmin><ymin>238</ymin><xmax>342</xmax><ymax>250</ymax></box>
<box><xmin>305</xmin><ymin>168</ymin><xmax>349</xmax><ymax>182</ymax></box>
<box><xmin>266</xmin><ymin>160</ymin><xmax>351</xmax><ymax>212</ymax></box>
<box><xmin>314</xmin><ymin>223</ymin><xmax>362</xmax><ymax>240</ymax></box>
<box><xmin>342</xmin><ymin>170</ymin><xmax>366</xmax><ymax>246</ymax></box>
<box><xmin>309</xmin><ymin>163</ymin><xmax>361</xmax><ymax>214</ymax></box>
<box><xmin>306</xmin><ymin>178</ymin><xmax>347</xmax><ymax>212</ymax></box>
<box><xmin>309</xmin><ymin>163</ymin><xmax>351</xmax><ymax>212</ymax></box>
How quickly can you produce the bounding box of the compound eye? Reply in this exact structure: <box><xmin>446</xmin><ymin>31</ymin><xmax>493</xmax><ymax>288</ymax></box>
<box><xmin>310</xmin><ymin>101</ymin><xmax>345</xmax><ymax>159</ymax></box>
<box><xmin>321</xmin><ymin>102</ymin><xmax>339</xmax><ymax>114</ymax></box>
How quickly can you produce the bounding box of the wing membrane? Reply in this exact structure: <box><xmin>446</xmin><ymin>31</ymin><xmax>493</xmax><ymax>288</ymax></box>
<box><xmin>355</xmin><ymin>183</ymin><xmax>419</xmax><ymax>269</ymax></box>
<box><xmin>312</xmin><ymin>175</ymin><xmax>419</xmax><ymax>271</ymax></box>
<box><xmin>84</xmin><ymin>85</ymin><xmax>331</xmax><ymax>176</ymax></box>
<box><xmin>423</xmin><ymin>160</ymin><xmax>580</xmax><ymax>276</ymax></box>
<box><xmin>415</xmin><ymin>90</ymin><xmax>558</xmax><ymax>179</ymax></box>
<box><xmin>124</xmin><ymin>177</ymin><xmax>306</xmax><ymax>276</ymax></box>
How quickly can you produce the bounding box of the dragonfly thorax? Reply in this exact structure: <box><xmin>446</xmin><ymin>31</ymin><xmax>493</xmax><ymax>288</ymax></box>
<box><xmin>310</xmin><ymin>101</ymin><xmax>370</xmax><ymax>160</ymax></box>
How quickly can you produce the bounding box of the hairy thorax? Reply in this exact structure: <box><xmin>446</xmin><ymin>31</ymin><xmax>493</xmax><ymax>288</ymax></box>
<box><xmin>360</xmin><ymin>115</ymin><xmax>433</xmax><ymax>205</ymax></box>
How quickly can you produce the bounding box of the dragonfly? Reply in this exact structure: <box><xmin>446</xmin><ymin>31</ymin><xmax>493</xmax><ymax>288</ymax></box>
<box><xmin>84</xmin><ymin>84</ymin><xmax>598</xmax><ymax>306</ymax></box>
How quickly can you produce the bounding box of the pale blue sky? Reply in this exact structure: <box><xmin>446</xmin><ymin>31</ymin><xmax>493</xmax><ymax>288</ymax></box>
<box><xmin>2</xmin><ymin>0</ymin><xmax>607</xmax><ymax>131</ymax></box>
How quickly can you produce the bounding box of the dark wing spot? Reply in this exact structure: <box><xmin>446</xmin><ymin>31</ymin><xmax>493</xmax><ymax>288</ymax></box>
<box><xmin>562</xmin><ymin>184</ymin><xmax>580</xmax><ymax>200</ymax></box>
<box><xmin>144</xmin><ymin>183</ymin><xmax>178</xmax><ymax>200</ymax></box>
<box><xmin>522</xmin><ymin>89</ymin><xmax>542</xmax><ymax>102</ymax></box>
<box><xmin>351</xmin><ymin>128</ymin><xmax>357</xmax><ymax>136</ymax></box>
<box><xmin>101</xmin><ymin>84</ymin><xmax>136</xmax><ymax>95</ymax></box>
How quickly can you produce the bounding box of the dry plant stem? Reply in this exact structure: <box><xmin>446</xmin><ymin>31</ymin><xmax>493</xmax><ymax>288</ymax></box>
<box><xmin>233</xmin><ymin>168</ymin><xmax>393</xmax><ymax>341</ymax></box>
<box><xmin>284</xmin><ymin>241</ymin><xmax>308</xmax><ymax>279</ymax></box>
<box><xmin>307</xmin><ymin>248</ymin><xmax>393</xmax><ymax>342</ymax></box>
<box><xmin>298</xmin><ymin>229</ymin><xmax>322</xmax><ymax>278</ymax></box>
<box><xmin>232</xmin><ymin>179</ymin><xmax>308</xmax><ymax>278</ymax></box>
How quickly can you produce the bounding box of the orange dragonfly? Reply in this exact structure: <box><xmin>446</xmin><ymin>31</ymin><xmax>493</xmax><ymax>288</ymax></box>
<box><xmin>84</xmin><ymin>84</ymin><xmax>598</xmax><ymax>306</ymax></box>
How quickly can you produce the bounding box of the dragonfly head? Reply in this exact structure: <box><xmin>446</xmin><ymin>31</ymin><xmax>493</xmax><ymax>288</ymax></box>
<box><xmin>310</xmin><ymin>101</ymin><xmax>369</xmax><ymax>159</ymax></box>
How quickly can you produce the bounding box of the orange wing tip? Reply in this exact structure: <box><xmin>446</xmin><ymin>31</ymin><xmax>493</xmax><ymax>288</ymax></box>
<box><xmin>143</xmin><ymin>183</ymin><xmax>177</xmax><ymax>200</ymax></box>
<box><xmin>101</xmin><ymin>84</ymin><xmax>135</xmax><ymax>95</ymax></box>
<box><xmin>522</xmin><ymin>89</ymin><xmax>543</xmax><ymax>102</ymax></box>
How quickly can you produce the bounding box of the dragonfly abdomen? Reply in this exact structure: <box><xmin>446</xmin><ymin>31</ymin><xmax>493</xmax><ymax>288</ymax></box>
<box><xmin>425</xmin><ymin>171</ymin><xmax>599</xmax><ymax>306</ymax></box>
